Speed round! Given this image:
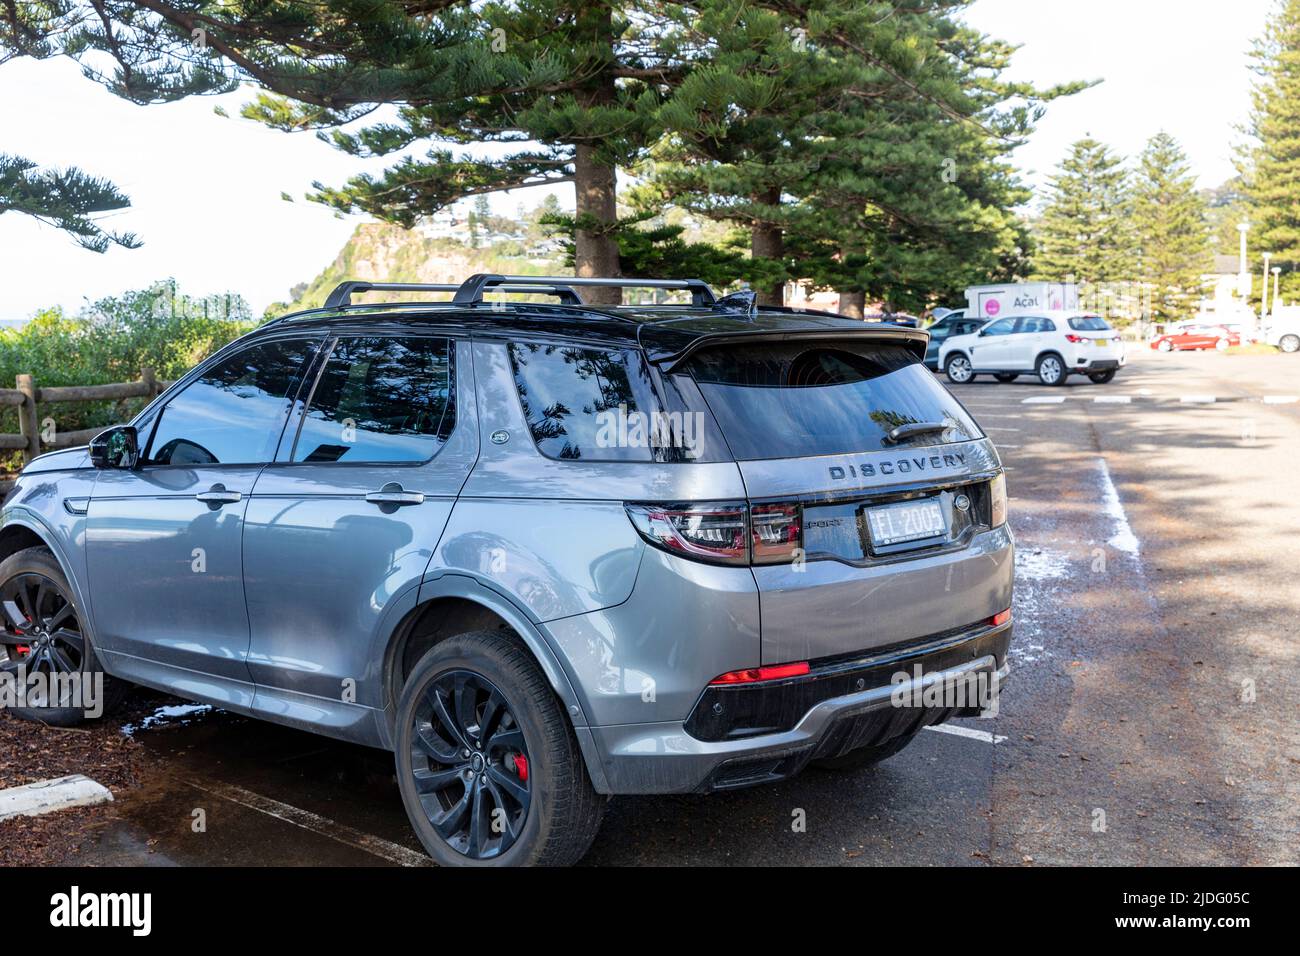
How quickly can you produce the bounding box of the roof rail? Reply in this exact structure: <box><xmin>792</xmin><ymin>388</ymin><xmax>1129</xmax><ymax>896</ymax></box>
<box><xmin>324</xmin><ymin>279</ymin><xmax>586</xmax><ymax>308</ymax></box>
<box><xmin>324</xmin><ymin>281</ymin><xmax>459</xmax><ymax>309</ymax></box>
<box><xmin>452</xmin><ymin>274</ymin><xmax>717</xmax><ymax>308</ymax></box>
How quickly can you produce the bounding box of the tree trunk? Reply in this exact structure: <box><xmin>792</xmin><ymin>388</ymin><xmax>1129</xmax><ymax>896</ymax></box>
<box><xmin>573</xmin><ymin>144</ymin><xmax>621</xmax><ymax>304</ymax></box>
<box><xmin>838</xmin><ymin>290</ymin><xmax>865</xmax><ymax>319</ymax></box>
<box><xmin>570</xmin><ymin>2</ymin><xmax>621</xmax><ymax>305</ymax></box>
<box><xmin>751</xmin><ymin>186</ymin><xmax>784</xmax><ymax>307</ymax></box>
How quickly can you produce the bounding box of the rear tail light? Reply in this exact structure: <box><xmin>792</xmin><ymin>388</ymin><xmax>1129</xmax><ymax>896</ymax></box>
<box><xmin>750</xmin><ymin>502</ymin><xmax>801</xmax><ymax>564</ymax></box>
<box><xmin>1065</xmin><ymin>334</ymin><xmax>1086</xmax><ymax>344</ymax></box>
<box><xmin>626</xmin><ymin>500</ymin><xmax>804</xmax><ymax>566</ymax></box>
<box><xmin>989</xmin><ymin>473</ymin><xmax>1007</xmax><ymax>528</ymax></box>
<box><xmin>709</xmin><ymin>661</ymin><xmax>810</xmax><ymax>685</ymax></box>
<box><xmin>989</xmin><ymin>608</ymin><xmax>1011</xmax><ymax>627</ymax></box>
<box><xmin>624</xmin><ymin>501</ymin><xmax>749</xmax><ymax>565</ymax></box>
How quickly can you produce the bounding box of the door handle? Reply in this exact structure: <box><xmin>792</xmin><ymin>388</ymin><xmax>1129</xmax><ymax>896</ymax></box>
<box><xmin>365</xmin><ymin>482</ymin><xmax>424</xmax><ymax>507</ymax></box>
<box><xmin>195</xmin><ymin>486</ymin><xmax>242</xmax><ymax>505</ymax></box>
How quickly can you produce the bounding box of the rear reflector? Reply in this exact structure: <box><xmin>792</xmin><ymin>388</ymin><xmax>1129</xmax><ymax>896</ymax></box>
<box><xmin>989</xmin><ymin>608</ymin><xmax>1011</xmax><ymax>627</ymax></box>
<box><xmin>709</xmin><ymin>661</ymin><xmax>810</xmax><ymax>685</ymax></box>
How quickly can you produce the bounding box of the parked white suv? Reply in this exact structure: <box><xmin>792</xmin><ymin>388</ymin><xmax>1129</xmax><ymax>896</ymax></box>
<box><xmin>940</xmin><ymin>313</ymin><xmax>1125</xmax><ymax>386</ymax></box>
<box><xmin>1261</xmin><ymin>316</ymin><xmax>1300</xmax><ymax>353</ymax></box>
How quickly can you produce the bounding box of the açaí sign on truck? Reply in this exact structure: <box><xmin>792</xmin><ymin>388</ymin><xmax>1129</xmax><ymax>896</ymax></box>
<box><xmin>966</xmin><ymin>283</ymin><xmax>1079</xmax><ymax>319</ymax></box>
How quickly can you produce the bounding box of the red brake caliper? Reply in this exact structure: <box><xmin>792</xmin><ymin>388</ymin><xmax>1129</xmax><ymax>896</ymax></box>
<box><xmin>514</xmin><ymin>754</ymin><xmax>529</xmax><ymax>783</ymax></box>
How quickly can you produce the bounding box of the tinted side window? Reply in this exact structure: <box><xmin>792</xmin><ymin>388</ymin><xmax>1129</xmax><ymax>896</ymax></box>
<box><xmin>146</xmin><ymin>339</ymin><xmax>317</xmax><ymax>466</ymax></box>
<box><xmin>983</xmin><ymin>319</ymin><xmax>1016</xmax><ymax>336</ymax></box>
<box><xmin>293</xmin><ymin>336</ymin><xmax>455</xmax><ymax>464</ymax></box>
<box><xmin>508</xmin><ymin>343</ymin><xmax>667</xmax><ymax>462</ymax></box>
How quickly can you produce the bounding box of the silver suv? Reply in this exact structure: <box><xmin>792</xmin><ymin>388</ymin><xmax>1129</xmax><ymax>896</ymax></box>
<box><xmin>0</xmin><ymin>276</ymin><xmax>1014</xmax><ymax>866</ymax></box>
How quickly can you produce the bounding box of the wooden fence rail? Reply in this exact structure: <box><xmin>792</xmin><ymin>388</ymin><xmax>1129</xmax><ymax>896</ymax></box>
<box><xmin>1</xmin><ymin>368</ymin><xmax>166</xmax><ymax>493</ymax></box>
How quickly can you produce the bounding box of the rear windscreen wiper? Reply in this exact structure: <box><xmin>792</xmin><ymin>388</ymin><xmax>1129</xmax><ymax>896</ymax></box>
<box><xmin>884</xmin><ymin>422</ymin><xmax>950</xmax><ymax>444</ymax></box>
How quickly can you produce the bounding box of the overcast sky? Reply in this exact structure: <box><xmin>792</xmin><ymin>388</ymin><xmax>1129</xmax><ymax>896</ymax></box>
<box><xmin>0</xmin><ymin>0</ymin><xmax>1275</xmax><ymax>320</ymax></box>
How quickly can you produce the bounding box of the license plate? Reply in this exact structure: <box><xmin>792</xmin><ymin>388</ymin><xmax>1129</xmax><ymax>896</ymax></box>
<box><xmin>864</xmin><ymin>497</ymin><xmax>947</xmax><ymax>548</ymax></box>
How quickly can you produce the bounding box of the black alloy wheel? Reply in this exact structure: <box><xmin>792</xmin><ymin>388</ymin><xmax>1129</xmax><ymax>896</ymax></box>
<box><xmin>0</xmin><ymin>571</ymin><xmax>84</xmax><ymax>693</ymax></box>
<box><xmin>408</xmin><ymin>669</ymin><xmax>532</xmax><ymax>860</ymax></box>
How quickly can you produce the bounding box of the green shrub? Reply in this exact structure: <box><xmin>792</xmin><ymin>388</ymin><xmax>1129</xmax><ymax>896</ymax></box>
<box><xmin>1</xmin><ymin>279</ymin><xmax>256</xmax><ymax>472</ymax></box>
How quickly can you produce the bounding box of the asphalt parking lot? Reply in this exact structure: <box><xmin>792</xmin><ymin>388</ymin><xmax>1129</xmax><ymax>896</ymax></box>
<box><xmin>51</xmin><ymin>348</ymin><xmax>1300</xmax><ymax>866</ymax></box>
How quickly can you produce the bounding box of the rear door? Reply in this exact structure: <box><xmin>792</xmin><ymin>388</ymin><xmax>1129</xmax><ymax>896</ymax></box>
<box><xmin>678</xmin><ymin>337</ymin><xmax>1012</xmax><ymax>664</ymax></box>
<box><xmin>242</xmin><ymin>333</ymin><xmax>477</xmax><ymax>714</ymax></box>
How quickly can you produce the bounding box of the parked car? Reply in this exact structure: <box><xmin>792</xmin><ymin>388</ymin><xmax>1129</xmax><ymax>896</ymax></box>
<box><xmin>1149</xmin><ymin>324</ymin><xmax>1240</xmax><ymax>352</ymax></box>
<box><xmin>923</xmin><ymin>309</ymin><xmax>984</xmax><ymax>370</ymax></box>
<box><xmin>0</xmin><ymin>275</ymin><xmax>1013</xmax><ymax>866</ymax></box>
<box><xmin>940</xmin><ymin>313</ymin><xmax>1125</xmax><ymax>386</ymax></box>
<box><xmin>1261</xmin><ymin>318</ymin><xmax>1300</xmax><ymax>353</ymax></box>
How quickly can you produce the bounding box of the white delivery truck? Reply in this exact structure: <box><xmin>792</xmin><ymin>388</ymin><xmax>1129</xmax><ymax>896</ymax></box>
<box><xmin>965</xmin><ymin>282</ymin><xmax>1079</xmax><ymax>321</ymax></box>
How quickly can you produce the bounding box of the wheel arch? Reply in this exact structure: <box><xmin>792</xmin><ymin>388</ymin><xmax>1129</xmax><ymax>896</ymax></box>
<box><xmin>376</xmin><ymin>573</ymin><xmax>612</xmax><ymax>792</ymax></box>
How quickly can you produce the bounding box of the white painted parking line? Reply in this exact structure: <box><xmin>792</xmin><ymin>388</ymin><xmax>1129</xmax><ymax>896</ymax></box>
<box><xmin>1262</xmin><ymin>395</ymin><xmax>1298</xmax><ymax>404</ymax></box>
<box><xmin>184</xmin><ymin>779</ymin><xmax>433</xmax><ymax>867</ymax></box>
<box><xmin>1179</xmin><ymin>395</ymin><xmax>1217</xmax><ymax>404</ymax></box>
<box><xmin>1021</xmin><ymin>396</ymin><xmax>1065</xmax><ymax>404</ymax></box>
<box><xmin>1097</xmin><ymin>458</ymin><xmax>1140</xmax><ymax>557</ymax></box>
<box><xmin>0</xmin><ymin>774</ymin><xmax>112</xmax><ymax>821</ymax></box>
<box><xmin>1093</xmin><ymin>395</ymin><xmax>1132</xmax><ymax>404</ymax></box>
<box><xmin>925</xmin><ymin>724</ymin><xmax>1006</xmax><ymax>745</ymax></box>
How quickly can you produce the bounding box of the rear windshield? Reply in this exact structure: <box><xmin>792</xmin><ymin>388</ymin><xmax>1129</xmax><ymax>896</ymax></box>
<box><xmin>1068</xmin><ymin>315</ymin><xmax>1112</xmax><ymax>331</ymax></box>
<box><xmin>683</xmin><ymin>340</ymin><xmax>982</xmax><ymax>460</ymax></box>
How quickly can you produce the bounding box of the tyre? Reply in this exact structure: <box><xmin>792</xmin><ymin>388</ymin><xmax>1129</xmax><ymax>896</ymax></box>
<box><xmin>1215</xmin><ymin>337</ymin><xmax>1230</xmax><ymax>351</ymax></box>
<box><xmin>993</xmin><ymin>373</ymin><xmax>1019</xmax><ymax>383</ymax></box>
<box><xmin>1280</xmin><ymin>334</ymin><xmax>1299</xmax><ymax>353</ymax></box>
<box><xmin>0</xmin><ymin>546</ymin><xmax>127</xmax><ymax>726</ymax></box>
<box><xmin>1035</xmin><ymin>353</ymin><xmax>1066</xmax><ymax>386</ymax></box>
<box><xmin>1157</xmin><ymin>339</ymin><xmax>1173</xmax><ymax>352</ymax></box>
<box><xmin>1087</xmin><ymin>369</ymin><xmax>1116</xmax><ymax>384</ymax></box>
<box><xmin>944</xmin><ymin>353</ymin><xmax>975</xmax><ymax>384</ymax></box>
<box><xmin>394</xmin><ymin>629</ymin><xmax>604</xmax><ymax>866</ymax></box>
<box><xmin>812</xmin><ymin>732</ymin><xmax>917</xmax><ymax>772</ymax></box>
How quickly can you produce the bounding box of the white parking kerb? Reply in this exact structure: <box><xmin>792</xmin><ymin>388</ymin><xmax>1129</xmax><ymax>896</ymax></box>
<box><xmin>0</xmin><ymin>774</ymin><xmax>112</xmax><ymax>821</ymax></box>
<box><xmin>1093</xmin><ymin>395</ymin><xmax>1132</xmax><ymax>403</ymax></box>
<box><xmin>1262</xmin><ymin>395</ymin><xmax>1298</xmax><ymax>404</ymax></box>
<box><xmin>1180</xmin><ymin>395</ymin><xmax>1217</xmax><ymax>404</ymax></box>
<box><xmin>1021</xmin><ymin>396</ymin><xmax>1066</xmax><ymax>404</ymax></box>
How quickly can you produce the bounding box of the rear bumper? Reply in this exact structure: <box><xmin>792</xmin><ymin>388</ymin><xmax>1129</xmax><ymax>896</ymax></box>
<box><xmin>587</xmin><ymin>621</ymin><xmax>1012</xmax><ymax>794</ymax></box>
<box><xmin>1068</xmin><ymin>351</ymin><xmax>1125</xmax><ymax>373</ymax></box>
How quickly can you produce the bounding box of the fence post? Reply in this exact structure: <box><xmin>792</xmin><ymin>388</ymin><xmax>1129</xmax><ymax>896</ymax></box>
<box><xmin>142</xmin><ymin>366</ymin><xmax>157</xmax><ymax>396</ymax></box>
<box><xmin>16</xmin><ymin>374</ymin><xmax>40</xmax><ymax>465</ymax></box>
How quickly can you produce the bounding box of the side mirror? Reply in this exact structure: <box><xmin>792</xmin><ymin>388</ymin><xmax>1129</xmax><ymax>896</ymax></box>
<box><xmin>89</xmin><ymin>425</ymin><xmax>139</xmax><ymax>470</ymax></box>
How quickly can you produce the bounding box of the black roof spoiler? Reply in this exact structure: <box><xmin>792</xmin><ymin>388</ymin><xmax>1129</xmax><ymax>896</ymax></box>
<box><xmin>647</xmin><ymin>326</ymin><xmax>930</xmax><ymax>373</ymax></box>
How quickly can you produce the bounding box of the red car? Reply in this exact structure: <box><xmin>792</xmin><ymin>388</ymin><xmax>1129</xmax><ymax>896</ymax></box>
<box><xmin>1150</xmin><ymin>324</ymin><xmax>1241</xmax><ymax>352</ymax></box>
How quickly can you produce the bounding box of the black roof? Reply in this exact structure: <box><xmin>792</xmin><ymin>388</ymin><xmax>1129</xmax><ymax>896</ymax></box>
<box><xmin>256</xmin><ymin>276</ymin><xmax>928</xmax><ymax>366</ymax></box>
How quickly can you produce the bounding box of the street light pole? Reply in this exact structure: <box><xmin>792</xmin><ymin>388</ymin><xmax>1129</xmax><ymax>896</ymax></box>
<box><xmin>1262</xmin><ymin>252</ymin><xmax>1273</xmax><ymax>323</ymax></box>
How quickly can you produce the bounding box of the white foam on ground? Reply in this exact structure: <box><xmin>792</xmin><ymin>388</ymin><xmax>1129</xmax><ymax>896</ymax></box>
<box><xmin>1097</xmin><ymin>459</ymin><xmax>1141</xmax><ymax>556</ymax></box>
<box><xmin>121</xmin><ymin>703</ymin><xmax>213</xmax><ymax>736</ymax></box>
